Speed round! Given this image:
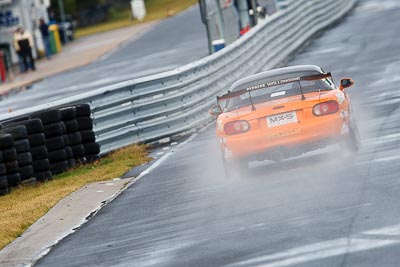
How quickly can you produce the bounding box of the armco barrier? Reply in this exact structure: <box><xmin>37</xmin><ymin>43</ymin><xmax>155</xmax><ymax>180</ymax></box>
<box><xmin>0</xmin><ymin>0</ymin><xmax>357</xmax><ymax>155</ymax></box>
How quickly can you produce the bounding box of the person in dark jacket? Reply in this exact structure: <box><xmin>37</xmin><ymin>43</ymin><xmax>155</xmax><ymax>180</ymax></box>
<box><xmin>39</xmin><ymin>18</ymin><xmax>51</xmax><ymax>59</ymax></box>
<box><xmin>13</xmin><ymin>27</ymin><xmax>36</xmax><ymax>71</ymax></box>
<box><xmin>12</xmin><ymin>28</ymin><xmax>25</xmax><ymax>73</ymax></box>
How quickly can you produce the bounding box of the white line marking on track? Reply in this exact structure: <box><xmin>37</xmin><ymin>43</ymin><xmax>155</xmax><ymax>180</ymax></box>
<box><xmin>229</xmin><ymin>223</ymin><xmax>400</xmax><ymax>267</ymax></box>
<box><xmin>128</xmin><ymin>133</ymin><xmax>199</xmax><ymax>185</ymax></box>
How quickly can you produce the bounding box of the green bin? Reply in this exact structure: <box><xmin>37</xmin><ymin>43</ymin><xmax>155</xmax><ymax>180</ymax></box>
<box><xmin>49</xmin><ymin>30</ymin><xmax>57</xmax><ymax>54</ymax></box>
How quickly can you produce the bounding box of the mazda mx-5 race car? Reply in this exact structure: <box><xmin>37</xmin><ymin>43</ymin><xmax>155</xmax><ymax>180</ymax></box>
<box><xmin>209</xmin><ymin>65</ymin><xmax>359</xmax><ymax>177</ymax></box>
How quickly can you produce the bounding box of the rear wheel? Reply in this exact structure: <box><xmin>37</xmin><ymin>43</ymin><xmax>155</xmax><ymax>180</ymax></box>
<box><xmin>341</xmin><ymin>121</ymin><xmax>360</xmax><ymax>153</ymax></box>
<box><xmin>220</xmin><ymin>148</ymin><xmax>248</xmax><ymax>180</ymax></box>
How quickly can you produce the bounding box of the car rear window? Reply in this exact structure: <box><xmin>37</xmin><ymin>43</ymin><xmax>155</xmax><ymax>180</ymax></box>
<box><xmin>226</xmin><ymin>73</ymin><xmax>334</xmax><ymax>110</ymax></box>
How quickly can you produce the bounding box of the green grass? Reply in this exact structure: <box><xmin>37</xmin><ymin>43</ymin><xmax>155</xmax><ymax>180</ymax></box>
<box><xmin>75</xmin><ymin>0</ymin><xmax>198</xmax><ymax>38</ymax></box>
<box><xmin>0</xmin><ymin>144</ymin><xmax>150</xmax><ymax>250</ymax></box>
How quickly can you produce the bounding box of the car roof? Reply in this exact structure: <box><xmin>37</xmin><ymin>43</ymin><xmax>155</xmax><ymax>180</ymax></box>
<box><xmin>230</xmin><ymin>65</ymin><xmax>325</xmax><ymax>91</ymax></box>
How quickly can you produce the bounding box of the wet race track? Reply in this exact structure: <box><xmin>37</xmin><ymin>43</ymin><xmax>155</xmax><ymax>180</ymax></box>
<box><xmin>36</xmin><ymin>0</ymin><xmax>400</xmax><ymax>266</ymax></box>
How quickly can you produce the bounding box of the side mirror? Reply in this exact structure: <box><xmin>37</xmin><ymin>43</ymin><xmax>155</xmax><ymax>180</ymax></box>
<box><xmin>208</xmin><ymin>105</ymin><xmax>222</xmax><ymax>116</ymax></box>
<box><xmin>339</xmin><ymin>78</ymin><xmax>354</xmax><ymax>91</ymax></box>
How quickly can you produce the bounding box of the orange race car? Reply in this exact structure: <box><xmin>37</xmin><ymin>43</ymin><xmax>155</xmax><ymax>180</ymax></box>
<box><xmin>209</xmin><ymin>65</ymin><xmax>359</xmax><ymax>177</ymax></box>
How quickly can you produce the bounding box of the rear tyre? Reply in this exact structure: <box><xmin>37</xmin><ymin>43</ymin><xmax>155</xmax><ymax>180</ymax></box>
<box><xmin>341</xmin><ymin>122</ymin><xmax>360</xmax><ymax>153</ymax></box>
<box><xmin>221</xmin><ymin>151</ymin><xmax>248</xmax><ymax>181</ymax></box>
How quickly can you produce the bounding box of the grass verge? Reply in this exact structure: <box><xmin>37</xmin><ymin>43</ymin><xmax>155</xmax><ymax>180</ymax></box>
<box><xmin>75</xmin><ymin>0</ymin><xmax>198</xmax><ymax>38</ymax></box>
<box><xmin>0</xmin><ymin>144</ymin><xmax>150</xmax><ymax>250</ymax></box>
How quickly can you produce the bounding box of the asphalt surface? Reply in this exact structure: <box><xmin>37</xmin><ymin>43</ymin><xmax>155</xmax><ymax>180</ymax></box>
<box><xmin>36</xmin><ymin>0</ymin><xmax>400</xmax><ymax>266</ymax></box>
<box><xmin>0</xmin><ymin>5</ymin><xmax>208</xmax><ymax>112</ymax></box>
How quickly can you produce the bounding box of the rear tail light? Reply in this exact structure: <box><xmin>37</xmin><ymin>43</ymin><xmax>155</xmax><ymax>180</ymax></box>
<box><xmin>313</xmin><ymin>101</ymin><xmax>339</xmax><ymax>116</ymax></box>
<box><xmin>224</xmin><ymin>120</ymin><xmax>250</xmax><ymax>135</ymax></box>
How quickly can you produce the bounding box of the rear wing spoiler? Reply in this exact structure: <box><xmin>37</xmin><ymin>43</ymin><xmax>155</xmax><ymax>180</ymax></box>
<box><xmin>217</xmin><ymin>72</ymin><xmax>332</xmax><ymax>102</ymax></box>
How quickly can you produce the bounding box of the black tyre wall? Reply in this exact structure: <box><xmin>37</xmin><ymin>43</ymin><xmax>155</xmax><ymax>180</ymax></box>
<box><xmin>7</xmin><ymin>173</ymin><xmax>20</xmax><ymax>187</ymax></box>
<box><xmin>0</xmin><ymin>134</ymin><xmax>14</xmax><ymax>149</ymax></box>
<box><xmin>0</xmin><ymin>125</ymin><xmax>27</xmax><ymax>140</ymax></box>
<box><xmin>27</xmin><ymin>133</ymin><xmax>46</xmax><ymax>147</ymax></box>
<box><xmin>31</xmin><ymin>109</ymin><xmax>61</xmax><ymax>125</ymax></box>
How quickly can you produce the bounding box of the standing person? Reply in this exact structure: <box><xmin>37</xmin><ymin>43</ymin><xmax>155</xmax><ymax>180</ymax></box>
<box><xmin>39</xmin><ymin>18</ymin><xmax>51</xmax><ymax>59</ymax></box>
<box><xmin>224</xmin><ymin>0</ymin><xmax>251</xmax><ymax>35</ymax></box>
<box><xmin>12</xmin><ymin>28</ymin><xmax>25</xmax><ymax>73</ymax></box>
<box><xmin>13</xmin><ymin>28</ymin><xmax>36</xmax><ymax>71</ymax></box>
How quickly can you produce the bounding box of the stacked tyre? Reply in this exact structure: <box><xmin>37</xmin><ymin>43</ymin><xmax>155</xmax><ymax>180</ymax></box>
<box><xmin>0</xmin><ymin>134</ymin><xmax>14</xmax><ymax>195</ymax></box>
<box><xmin>75</xmin><ymin>104</ymin><xmax>100</xmax><ymax>162</ymax></box>
<box><xmin>32</xmin><ymin>110</ymin><xmax>69</xmax><ymax>175</ymax></box>
<box><xmin>60</xmin><ymin>106</ymin><xmax>83</xmax><ymax>166</ymax></box>
<box><xmin>10</xmin><ymin>119</ymin><xmax>52</xmax><ymax>181</ymax></box>
<box><xmin>0</xmin><ymin>126</ymin><xmax>33</xmax><ymax>182</ymax></box>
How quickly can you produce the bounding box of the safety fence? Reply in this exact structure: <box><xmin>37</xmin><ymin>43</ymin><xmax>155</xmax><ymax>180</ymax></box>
<box><xmin>0</xmin><ymin>0</ymin><xmax>358</xmax><ymax>156</ymax></box>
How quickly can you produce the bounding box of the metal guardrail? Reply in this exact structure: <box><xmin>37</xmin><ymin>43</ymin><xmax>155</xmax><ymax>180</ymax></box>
<box><xmin>0</xmin><ymin>0</ymin><xmax>357</xmax><ymax>155</ymax></box>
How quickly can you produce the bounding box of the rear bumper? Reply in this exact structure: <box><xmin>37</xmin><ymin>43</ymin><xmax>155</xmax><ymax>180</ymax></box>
<box><xmin>221</xmin><ymin>113</ymin><xmax>348</xmax><ymax>160</ymax></box>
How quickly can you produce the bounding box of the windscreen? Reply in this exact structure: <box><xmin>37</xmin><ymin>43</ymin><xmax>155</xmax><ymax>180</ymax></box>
<box><xmin>225</xmin><ymin>72</ymin><xmax>335</xmax><ymax>111</ymax></box>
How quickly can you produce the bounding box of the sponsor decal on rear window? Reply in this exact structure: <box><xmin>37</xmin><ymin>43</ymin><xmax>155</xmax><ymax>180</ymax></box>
<box><xmin>245</xmin><ymin>77</ymin><xmax>301</xmax><ymax>92</ymax></box>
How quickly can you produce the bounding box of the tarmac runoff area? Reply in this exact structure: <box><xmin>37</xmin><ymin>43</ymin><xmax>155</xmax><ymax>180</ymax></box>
<box><xmin>0</xmin><ymin>137</ymin><xmax>187</xmax><ymax>267</ymax></box>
